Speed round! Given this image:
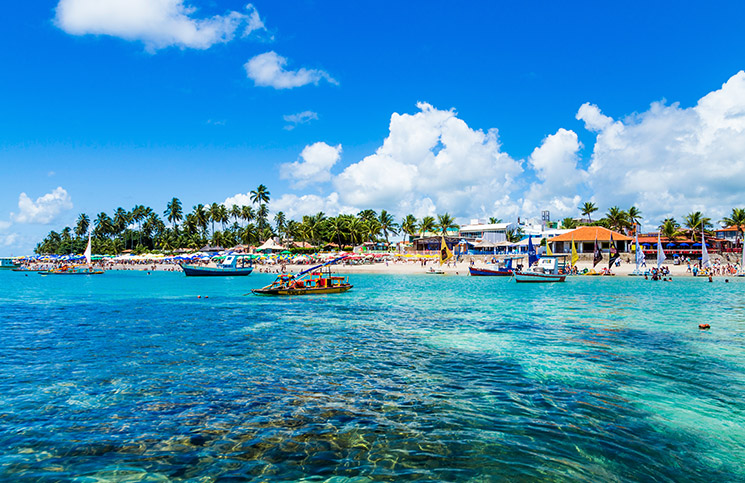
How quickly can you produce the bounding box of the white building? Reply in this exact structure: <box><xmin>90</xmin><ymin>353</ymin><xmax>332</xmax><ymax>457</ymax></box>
<box><xmin>459</xmin><ymin>220</ymin><xmax>517</xmax><ymax>243</ymax></box>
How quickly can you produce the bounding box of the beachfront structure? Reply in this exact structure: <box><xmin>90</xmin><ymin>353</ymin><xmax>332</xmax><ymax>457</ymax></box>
<box><xmin>459</xmin><ymin>221</ymin><xmax>516</xmax><ymax>244</ymax></box>
<box><xmin>548</xmin><ymin>226</ymin><xmax>632</xmax><ymax>253</ymax></box>
<box><xmin>637</xmin><ymin>234</ymin><xmax>731</xmax><ymax>257</ymax></box>
<box><xmin>715</xmin><ymin>226</ymin><xmax>743</xmax><ymax>244</ymax></box>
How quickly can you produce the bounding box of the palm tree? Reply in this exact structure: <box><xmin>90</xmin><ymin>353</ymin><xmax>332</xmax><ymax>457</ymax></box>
<box><xmin>505</xmin><ymin>227</ymin><xmax>523</xmax><ymax>243</ymax></box>
<box><xmin>250</xmin><ymin>184</ymin><xmax>270</xmax><ymax>205</ymax></box>
<box><xmin>580</xmin><ymin>202</ymin><xmax>598</xmax><ymax>222</ymax></box>
<box><xmin>400</xmin><ymin>214</ymin><xmax>418</xmax><ymax>241</ymax></box>
<box><xmin>75</xmin><ymin>213</ymin><xmax>90</xmax><ymax>238</ymax></box>
<box><xmin>435</xmin><ymin>213</ymin><xmax>459</xmax><ymax>236</ymax></box>
<box><xmin>684</xmin><ymin>211</ymin><xmax>712</xmax><ymax>241</ymax></box>
<box><xmin>721</xmin><ymin>207</ymin><xmax>745</xmax><ymax>245</ymax></box>
<box><xmin>561</xmin><ymin>217</ymin><xmax>578</xmax><ymax>229</ymax></box>
<box><xmin>192</xmin><ymin>204</ymin><xmax>209</xmax><ymax>237</ymax></box>
<box><xmin>164</xmin><ymin>197</ymin><xmax>183</xmax><ymax>231</ymax></box>
<box><xmin>274</xmin><ymin>211</ymin><xmax>287</xmax><ymax>240</ymax></box>
<box><xmin>626</xmin><ymin>206</ymin><xmax>642</xmax><ymax>235</ymax></box>
<box><xmin>112</xmin><ymin>208</ymin><xmax>129</xmax><ymax>236</ymax></box>
<box><xmin>419</xmin><ymin>216</ymin><xmax>436</xmax><ymax>235</ymax></box>
<box><xmin>241</xmin><ymin>205</ymin><xmax>255</xmax><ymax>226</ymax></box>
<box><xmin>94</xmin><ymin>212</ymin><xmax>114</xmax><ymax>239</ymax></box>
<box><xmin>605</xmin><ymin>206</ymin><xmax>630</xmax><ymax>233</ymax></box>
<box><xmin>488</xmin><ymin>217</ymin><xmax>502</xmax><ymax>224</ymax></box>
<box><xmin>208</xmin><ymin>203</ymin><xmax>222</xmax><ymax>236</ymax></box>
<box><xmin>326</xmin><ymin>216</ymin><xmax>348</xmax><ymax>249</ymax></box>
<box><xmin>357</xmin><ymin>209</ymin><xmax>377</xmax><ymax>224</ymax></box>
<box><xmin>378</xmin><ymin>210</ymin><xmax>399</xmax><ymax>244</ymax></box>
<box><xmin>659</xmin><ymin>218</ymin><xmax>682</xmax><ymax>241</ymax></box>
<box><xmin>217</xmin><ymin>204</ymin><xmax>229</xmax><ymax>231</ymax></box>
<box><xmin>256</xmin><ymin>204</ymin><xmax>269</xmax><ymax>231</ymax></box>
<box><xmin>230</xmin><ymin>205</ymin><xmax>242</xmax><ymax>224</ymax></box>
<box><xmin>348</xmin><ymin>217</ymin><xmax>366</xmax><ymax>245</ymax></box>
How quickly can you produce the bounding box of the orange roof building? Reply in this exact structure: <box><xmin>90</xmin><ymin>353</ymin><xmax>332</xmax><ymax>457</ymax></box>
<box><xmin>549</xmin><ymin>226</ymin><xmax>632</xmax><ymax>254</ymax></box>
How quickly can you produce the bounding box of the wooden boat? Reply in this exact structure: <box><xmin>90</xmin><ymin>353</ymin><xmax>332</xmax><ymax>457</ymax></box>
<box><xmin>425</xmin><ymin>267</ymin><xmax>445</xmax><ymax>275</ymax></box>
<box><xmin>469</xmin><ymin>256</ymin><xmax>521</xmax><ymax>276</ymax></box>
<box><xmin>42</xmin><ymin>265</ymin><xmax>104</xmax><ymax>275</ymax></box>
<box><xmin>513</xmin><ymin>255</ymin><xmax>567</xmax><ymax>283</ymax></box>
<box><xmin>181</xmin><ymin>254</ymin><xmax>253</xmax><ymax>276</ymax></box>
<box><xmin>252</xmin><ymin>256</ymin><xmax>351</xmax><ymax>296</ymax></box>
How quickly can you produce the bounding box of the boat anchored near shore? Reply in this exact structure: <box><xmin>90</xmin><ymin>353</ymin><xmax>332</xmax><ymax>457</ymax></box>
<box><xmin>513</xmin><ymin>255</ymin><xmax>568</xmax><ymax>283</ymax></box>
<box><xmin>251</xmin><ymin>256</ymin><xmax>352</xmax><ymax>296</ymax></box>
<box><xmin>181</xmin><ymin>254</ymin><xmax>254</xmax><ymax>276</ymax></box>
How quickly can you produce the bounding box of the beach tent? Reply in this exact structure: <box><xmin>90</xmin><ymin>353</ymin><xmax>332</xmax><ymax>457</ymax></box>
<box><xmin>256</xmin><ymin>239</ymin><xmax>285</xmax><ymax>253</ymax></box>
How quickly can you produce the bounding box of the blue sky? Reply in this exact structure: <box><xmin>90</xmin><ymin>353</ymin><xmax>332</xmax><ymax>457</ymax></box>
<box><xmin>2</xmin><ymin>1</ymin><xmax>745</xmax><ymax>255</ymax></box>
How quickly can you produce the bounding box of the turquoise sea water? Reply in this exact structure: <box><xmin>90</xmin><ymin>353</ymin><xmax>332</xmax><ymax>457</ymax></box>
<box><xmin>1</xmin><ymin>270</ymin><xmax>744</xmax><ymax>481</ymax></box>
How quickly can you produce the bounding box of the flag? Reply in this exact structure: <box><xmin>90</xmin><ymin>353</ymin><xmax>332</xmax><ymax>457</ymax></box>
<box><xmin>571</xmin><ymin>236</ymin><xmax>579</xmax><ymax>267</ymax></box>
<box><xmin>701</xmin><ymin>229</ymin><xmax>711</xmax><ymax>268</ymax></box>
<box><xmin>608</xmin><ymin>233</ymin><xmax>619</xmax><ymax>268</ymax></box>
<box><xmin>656</xmin><ymin>232</ymin><xmax>666</xmax><ymax>268</ymax></box>
<box><xmin>592</xmin><ymin>235</ymin><xmax>602</xmax><ymax>267</ymax></box>
<box><xmin>546</xmin><ymin>241</ymin><xmax>553</xmax><ymax>256</ymax></box>
<box><xmin>440</xmin><ymin>236</ymin><xmax>453</xmax><ymax>265</ymax></box>
<box><xmin>528</xmin><ymin>236</ymin><xmax>539</xmax><ymax>266</ymax></box>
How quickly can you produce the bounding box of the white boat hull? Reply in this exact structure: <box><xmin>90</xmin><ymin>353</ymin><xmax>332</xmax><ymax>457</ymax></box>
<box><xmin>514</xmin><ymin>271</ymin><xmax>566</xmax><ymax>283</ymax></box>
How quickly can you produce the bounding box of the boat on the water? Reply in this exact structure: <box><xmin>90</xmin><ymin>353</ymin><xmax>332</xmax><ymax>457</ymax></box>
<box><xmin>513</xmin><ymin>255</ymin><xmax>568</xmax><ymax>283</ymax></box>
<box><xmin>469</xmin><ymin>256</ymin><xmax>522</xmax><ymax>276</ymax></box>
<box><xmin>181</xmin><ymin>254</ymin><xmax>254</xmax><ymax>276</ymax></box>
<box><xmin>252</xmin><ymin>256</ymin><xmax>351</xmax><ymax>296</ymax></box>
<box><xmin>0</xmin><ymin>257</ymin><xmax>20</xmax><ymax>270</ymax></box>
<box><xmin>43</xmin><ymin>233</ymin><xmax>104</xmax><ymax>275</ymax></box>
<box><xmin>42</xmin><ymin>265</ymin><xmax>104</xmax><ymax>275</ymax></box>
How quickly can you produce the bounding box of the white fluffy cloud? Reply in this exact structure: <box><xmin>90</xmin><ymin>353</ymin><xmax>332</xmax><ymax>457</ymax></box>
<box><xmin>12</xmin><ymin>187</ymin><xmax>73</xmax><ymax>224</ymax></box>
<box><xmin>55</xmin><ymin>0</ymin><xmax>266</xmax><ymax>51</ymax></box>
<box><xmin>334</xmin><ymin>103</ymin><xmax>523</xmax><ymax>217</ymax></box>
<box><xmin>280</xmin><ymin>142</ymin><xmax>341</xmax><ymax>188</ymax></box>
<box><xmin>269</xmin><ymin>192</ymin><xmax>356</xmax><ymax>220</ymax></box>
<box><xmin>245</xmin><ymin>51</ymin><xmax>337</xmax><ymax>89</ymax></box>
<box><xmin>518</xmin><ymin>128</ymin><xmax>585</xmax><ymax>217</ymax></box>
<box><xmin>579</xmin><ymin>70</ymin><xmax>745</xmax><ymax>227</ymax></box>
<box><xmin>223</xmin><ymin>192</ymin><xmax>252</xmax><ymax>208</ymax></box>
<box><xmin>283</xmin><ymin>110</ymin><xmax>318</xmax><ymax>130</ymax></box>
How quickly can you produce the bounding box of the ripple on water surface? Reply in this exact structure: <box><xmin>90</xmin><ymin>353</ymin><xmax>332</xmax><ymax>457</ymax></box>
<box><xmin>0</xmin><ymin>271</ymin><xmax>744</xmax><ymax>481</ymax></box>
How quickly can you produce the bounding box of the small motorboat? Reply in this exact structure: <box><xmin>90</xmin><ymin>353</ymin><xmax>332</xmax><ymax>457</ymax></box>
<box><xmin>469</xmin><ymin>255</ymin><xmax>522</xmax><ymax>276</ymax></box>
<box><xmin>181</xmin><ymin>254</ymin><xmax>253</xmax><ymax>276</ymax></box>
<box><xmin>251</xmin><ymin>256</ymin><xmax>352</xmax><ymax>296</ymax></box>
<box><xmin>513</xmin><ymin>256</ymin><xmax>567</xmax><ymax>283</ymax></box>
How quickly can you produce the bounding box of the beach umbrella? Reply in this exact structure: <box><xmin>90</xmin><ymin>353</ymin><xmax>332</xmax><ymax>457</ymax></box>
<box><xmin>665</xmin><ymin>243</ymin><xmax>676</xmax><ymax>248</ymax></box>
<box><xmin>642</xmin><ymin>243</ymin><xmax>651</xmax><ymax>247</ymax></box>
<box><xmin>679</xmin><ymin>243</ymin><xmax>690</xmax><ymax>247</ymax></box>
<box><xmin>692</xmin><ymin>243</ymin><xmax>702</xmax><ymax>247</ymax></box>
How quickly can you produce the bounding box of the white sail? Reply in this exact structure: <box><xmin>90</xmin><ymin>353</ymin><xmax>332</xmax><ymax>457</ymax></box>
<box><xmin>84</xmin><ymin>231</ymin><xmax>92</xmax><ymax>266</ymax></box>
<box><xmin>656</xmin><ymin>232</ymin><xmax>666</xmax><ymax>268</ymax></box>
<box><xmin>701</xmin><ymin>229</ymin><xmax>711</xmax><ymax>269</ymax></box>
<box><xmin>635</xmin><ymin>226</ymin><xmax>644</xmax><ymax>270</ymax></box>
<box><xmin>741</xmin><ymin>241</ymin><xmax>745</xmax><ymax>275</ymax></box>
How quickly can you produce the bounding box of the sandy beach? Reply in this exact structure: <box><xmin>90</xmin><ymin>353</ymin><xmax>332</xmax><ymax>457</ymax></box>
<box><xmin>95</xmin><ymin>254</ymin><xmax>740</xmax><ymax>278</ymax></box>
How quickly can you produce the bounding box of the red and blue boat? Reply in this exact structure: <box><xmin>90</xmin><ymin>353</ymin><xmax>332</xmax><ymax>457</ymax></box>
<box><xmin>181</xmin><ymin>254</ymin><xmax>254</xmax><ymax>276</ymax></box>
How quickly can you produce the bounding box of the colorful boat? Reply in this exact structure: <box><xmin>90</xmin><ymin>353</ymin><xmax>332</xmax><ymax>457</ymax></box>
<box><xmin>42</xmin><ymin>265</ymin><xmax>104</xmax><ymax>275</ymax></box>
<box><xmin>469</xmin><ymin>256</ymin><xmax>521</xmax><ymax>276</ymax></box>
<box><xmin>513</xmin><ymin>255</ymin><xmax>568</xmax><ymax>283</ymax></box>
<box><xmin>181</xmin><ymin>254</ymin><xmax>254</xmax><ymax>276</ymax></box>
<box><xmin>252</xmin><ymin>256</ymin><xmax>351</xmax><ymax>296</ymax></box>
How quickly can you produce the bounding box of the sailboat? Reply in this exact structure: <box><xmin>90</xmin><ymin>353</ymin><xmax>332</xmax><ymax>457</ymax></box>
<box><xmin>738</xmin><ymin>241</ymin><xmax>745</xmax><ymax>277</ymax></box>
<box><xmin>629</xmin><ymin>225</ymin><xmax>648</xmax><ymax>276</ymax></box>
<box><xmin>44</xmin><ymin>231</ymin><xmax>104</xmax><ymax>275</ymax></box>
<box><xmin>426</xmin><ymin>237</ymin><xmax>450</xmax><ymax>274</ymax></box>
<box><xmin>701</xmin><ymin>228</ymin><xmax>711</xmax><ymax>272</ymax></box>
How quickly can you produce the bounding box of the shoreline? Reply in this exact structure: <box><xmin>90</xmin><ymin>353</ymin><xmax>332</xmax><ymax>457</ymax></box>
<box><xmin>64</xmin><ymin>259</ymin><xmax>738</xmax><ymax>278</ymax></box>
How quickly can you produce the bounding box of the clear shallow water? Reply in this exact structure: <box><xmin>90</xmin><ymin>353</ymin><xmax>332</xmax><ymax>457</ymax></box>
<box><xmin>1</xmin><ymin>270</ymin><xmax>744</xmax><ymax>482</ymax></box>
